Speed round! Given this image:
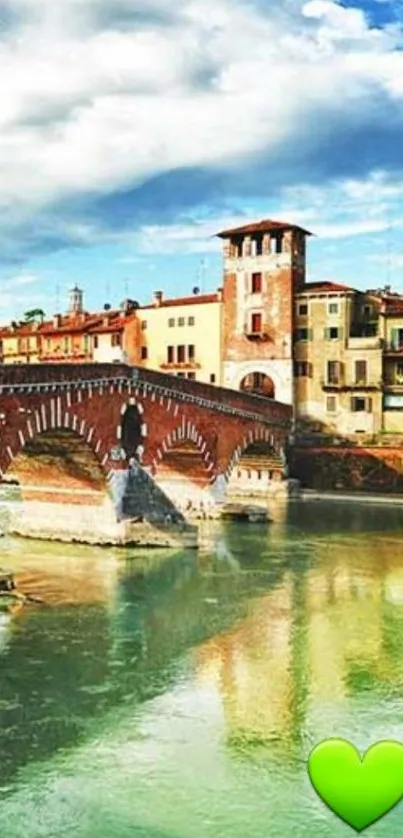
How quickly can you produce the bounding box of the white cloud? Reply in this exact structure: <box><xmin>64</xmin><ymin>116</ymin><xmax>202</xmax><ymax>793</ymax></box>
<box><xmin>0</xmin><ymin>0</ymin><xmax>403</xmax><ymax>230</ymax></box>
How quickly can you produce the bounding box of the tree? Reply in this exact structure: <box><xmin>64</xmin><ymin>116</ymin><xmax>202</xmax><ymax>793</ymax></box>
<box><xmin>23</xmin><ymin>308</ymin><xmax>45</xmax><ymax>324</ymax></box>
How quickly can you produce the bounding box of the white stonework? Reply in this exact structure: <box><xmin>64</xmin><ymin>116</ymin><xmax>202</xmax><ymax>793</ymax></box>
<box><xmin>223</xmin><ymin>359</ymin><xmax>293</xmax><ymax>406</ymax></box>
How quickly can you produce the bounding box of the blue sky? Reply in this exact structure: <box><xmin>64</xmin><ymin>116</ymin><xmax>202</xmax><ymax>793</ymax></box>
<box><xmin>1</xmin><ymin>0</ymin><xmax>403</xmax><ymax>319</ymax></box>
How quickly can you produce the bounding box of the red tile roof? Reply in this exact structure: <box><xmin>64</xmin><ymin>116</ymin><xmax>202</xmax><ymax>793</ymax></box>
<box><xmin>298</xmin><ymin>281</ymin><xmax>354</xmax><ymax>294</ymax></box>
<box><xmin>382</xmin><ymin>296</ymin><xmax>403</xmax><ymax>316</ymax></box>
<box><xmin>216</xmin><ymin>219</ymin><xmax>312</xmax><ymax>238</ymax></box>
<box><xmin>141</xmin><ymin>293</ymin><xmax>220</xmax><ymax>310</ymax></box>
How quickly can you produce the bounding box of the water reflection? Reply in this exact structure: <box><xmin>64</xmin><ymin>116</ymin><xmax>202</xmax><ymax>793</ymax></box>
<box><xmin>0</xmin><ymin>501</ymin><xmax>402</xmax><ymax>838</ymax></box>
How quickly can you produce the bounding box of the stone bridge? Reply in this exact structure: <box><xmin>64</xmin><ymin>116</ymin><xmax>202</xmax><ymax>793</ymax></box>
<box><xmin>0</xmin><ymin>363</ymin><xmax>291</xmax><ymax>546</ymax></box>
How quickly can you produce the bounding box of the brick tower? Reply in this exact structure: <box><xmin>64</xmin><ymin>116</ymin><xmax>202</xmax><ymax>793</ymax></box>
<box><xmin>217</xmin><ymin>219</ymin><xmax>311</xmax><ymax>405</ymax></box>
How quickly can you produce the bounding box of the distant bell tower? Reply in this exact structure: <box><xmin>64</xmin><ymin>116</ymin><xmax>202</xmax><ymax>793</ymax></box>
<box><xmin>68</xmin><ymin>285</ymin><xmax>84</xmax><ymax>315</ymax></box>
<box><xmin>217</xmin><ymin>219</ymin><xmax>311</xmax><ymax>406</ymax></box>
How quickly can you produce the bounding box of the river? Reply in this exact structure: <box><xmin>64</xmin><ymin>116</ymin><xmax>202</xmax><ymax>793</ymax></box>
<box><xmin>0</xmin><ymin>498</ymin><xmax>403</xmax><ymax>837</ymax></box>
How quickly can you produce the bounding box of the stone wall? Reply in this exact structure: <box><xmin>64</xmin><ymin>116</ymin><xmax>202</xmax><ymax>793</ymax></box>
<box><xmin>290</xmin><ymin>446</ymin><xmax>403</xmax><ymax>493</ymax></box>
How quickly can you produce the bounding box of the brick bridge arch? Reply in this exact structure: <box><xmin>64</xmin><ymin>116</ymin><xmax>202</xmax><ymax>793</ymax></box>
<box><xmin>0</xmin><ymin>364</ymin><xmax>292</xmax><ymax>522</ymax></box>
<box><xmin>224</xmin><ymin>426</ymin><xmax>286</xmax><ymax>483</ymax></box>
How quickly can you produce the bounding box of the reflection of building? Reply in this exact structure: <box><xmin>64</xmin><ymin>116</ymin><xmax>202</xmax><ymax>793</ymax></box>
<box><xmin>194</xmin><ymin>539</ymin><xmax>403</xmax><ymax>747</ymax></box>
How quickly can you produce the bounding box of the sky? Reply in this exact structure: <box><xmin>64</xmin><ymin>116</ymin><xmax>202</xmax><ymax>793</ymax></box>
<box><xmin>1</xmin><ymin>0</ymin><xmax>403</xmax><ymax>320</ymax></box>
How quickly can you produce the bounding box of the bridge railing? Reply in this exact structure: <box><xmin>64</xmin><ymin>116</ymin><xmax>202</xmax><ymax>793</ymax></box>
<box><xmin>0</xmin><ymin>363</ymin><xmax>292</xmax><ymax>427</ymax></box>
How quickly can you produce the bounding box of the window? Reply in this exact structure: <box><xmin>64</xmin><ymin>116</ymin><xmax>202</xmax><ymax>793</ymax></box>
<box><xmin>326</xmin><ymin>396</ymin><xmax>337</xmax><ymax>413</ymax></box>
<box><xmin>328</xmin><ymin>301</ymin><xmax>339</xmax><ymax>315</ymax></box>
<box><xmin>294</xmin><ymin>361</ymin><xmax>312</xmax><ymax>377</ymax></box>
<box><xmin>351</xmin><ymin>397</ymin><xmax>371</xmax><ymax>412</ymax></box>
<box><xmin>188</xmin><ymin>344</ymin><xmax>195</xmax><ymax>362</ymax></box>
<box><xmin>327</xmin><ymin>360</ymin><xmax>341</xmax><ymax>385</ymax></box>
<box><xmin>141</xmin><ymin>346</ymin><xmax>148</xmax><ymax>360</ymax></box>
<box><xmin>295</xmin><ymin>327</ymin><xmax>311</xmax><ymax>341</ymax></box>
<box><xmin>177</xmin><ymin>345</ymin><xmax>185</xmax><ymax>363</ymax></box>
<box><xmin>324</xmin><ymin>327</ymin><xmax>340</xmax><ymax>340</ymax></box>
<box><xmin>187</xmin><ymin>372</ymin><xmax>196</xmax><ymax>379</ymax></box>
<box><xmin>93</xmin><ymin>335</ymin><xmax>98</xmax><ymax>348</ymax></box>
<box><xmin>64</xmin><ymin>337</ymin><xmax>69</xmax><ymax>353</ymax></box>
<box><xmin>210</xmin><ymin>374</ymin><xmax>216</xmax><ymax>383</ymax></box>
<box><xmin>396</xmin><ymin>363</ymin><xmax>403</xmax><ymax>384</ymax></box>
<box><xmin>256</xmin><ymin>237</ymin><xmax>263</xmax><ymax>256</ymax></box>
<box><xmin>188</xmin><ymin>316</ymin><xmax>195</xmax><ymax>326</ymax></box>
<box><xmin>177</xmin><ymin>372</ymin><xmax>185</xmax><ymax>378</ymax></box>
<box><xmin>168</xmin><ymin>318</ymin><xmax>175</xmax><ymax>327</ymax></box>
<box><xmin>298</xmin><ymin>303</ymin><xmax>308</xmax><ymax>316</ymax></box>
<box><xmin>257</xmin><ymin>470</ymin><xmax>262</xmax><ymax>480</ymax></box>
<box><xmin>167</xmin><ymin>345</ymin><xmax>174</xmax><ymax>363</ymax></box>
<box><xmin>178</xmin><ymin>317</ymin><xmax>185</xmax><ymax>327</ymax></box>
<box><xmin>354</xmin><ymin>360</ymin><xmax>367</xmax><ymax>385</ymax></box>
<box><xmin>83</xmin><ymin>335</ymin><xmax>89</xmax><ymax>353</ymax></box>
<box><xmin>111</xmin><ymin>333</ymin><xmax>122</xmax><ymax>347</ymax></box>
<box><xmin>46</xmin><ymin>338</ymin><xmax>51</xmax><ymax>351</ymax></box>
<box><xmin>390</xmin><ymin>328</ymin><xmax>403</xmax><ymax>350</ymax></box>
<box><xmin>270</xmin><ymin>234</ymin><xmax>282</xmax><ymax>254</ymax></box>
<box><xmin>141</xmin><ymin>320</ymin><xmax>147</xmax><ymax>330</ymax></box>
<box><xmin>251</xmin><ymin>312</ymin><xmax>262</xmax><ymax>333</ymax></box>
<box><xmin>251</xmin><ymin>272</ymin><xmax>262</xmax><ymax>293</ymax></box>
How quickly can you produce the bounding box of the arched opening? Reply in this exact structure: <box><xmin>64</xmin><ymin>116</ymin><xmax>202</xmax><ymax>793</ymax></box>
<box><xmin>5</xmin><ymin>429</ymin><xmax>107</xmax><ymax>502</ymax></box>
<box><xmin>121</xmin><ymin>405</ymin><xmax>143</xmax><ymax>460</ymax></box>
<box><xmin>239</xmin><ymin>372</ymin><xmax>275</xmax><ymax>398</ymax></box>
<box><xmin>227</xmin><ymin>441</ymin><xmax>286</xmax><ymax>496</ymax></box>
<box><xmin>155</xmin><ymin>439</ymin><xmax>213</xmax><ymax>515</ymax></box>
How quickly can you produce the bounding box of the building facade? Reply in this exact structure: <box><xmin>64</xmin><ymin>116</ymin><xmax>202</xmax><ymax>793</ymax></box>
<box><xmin>0</xmin><ymin>221</ymin><xmax>402</xmax><ymax>440</ymax></box>
<box><xmin>217</xmin><ymin>220</ymin><xmax>310</xmax><ymax>406</ymax></box>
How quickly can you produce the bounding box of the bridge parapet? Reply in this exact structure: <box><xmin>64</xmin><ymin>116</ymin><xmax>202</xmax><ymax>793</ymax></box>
<box><xmin>0</xmin><ymin>363</ymin><xmax>291</xmax><ymax>429</ymax></box>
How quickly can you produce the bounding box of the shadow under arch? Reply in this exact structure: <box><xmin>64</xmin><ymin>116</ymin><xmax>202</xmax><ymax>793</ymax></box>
<box><xmin>5</xmin><ymin>428</ymin><xmax>109</xmax><ymax>500</ymax></box>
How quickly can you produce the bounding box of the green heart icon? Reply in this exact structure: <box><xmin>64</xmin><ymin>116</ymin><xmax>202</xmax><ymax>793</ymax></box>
<box><xmin>308</xmin><ymin>738</ymin><xmax>403</xmax><ymax>832</ymax></box>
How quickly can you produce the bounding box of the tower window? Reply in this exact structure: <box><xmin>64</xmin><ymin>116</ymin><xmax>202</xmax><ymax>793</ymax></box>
<box><xmin>251</xmin><ymin>312</ymin><xmax>262</xmax><ymax>333</ymax></box>
<box><xmin>251</xmin><ymin>272</ymin><xmax>262</xmax><ymax>293</ymax></box>
<box><xmin>270</xmin><ymin>235</ymin><xmax>283</xmax><ymax>254</ymax></box>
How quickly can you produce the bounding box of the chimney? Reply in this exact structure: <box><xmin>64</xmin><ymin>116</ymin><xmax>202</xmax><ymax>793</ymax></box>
<box><xmin>53</xmin><ymin>314</ymin><xmax>61</xmax><ymax>328</ymax></box>
<box><xmin>154</xmin><ymin>290</ymin><xmax>163</xmax><ymax>307</ymax></box>
<box><xmin>216</xmin><ymin>287</ymin><xmax>223</xmax><ymax>302</ymax></box>
<box><xmin>103</xmin><ymin>314</ymin><xmax>109</xmax><ymax>327</ymax></box>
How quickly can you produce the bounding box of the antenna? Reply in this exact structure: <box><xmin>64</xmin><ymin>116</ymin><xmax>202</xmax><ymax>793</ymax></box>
<box><xmin>385</xmin><ymin>207</ymin><xmax>392</xmax><ymax>290</ymax></box>
<box><xmin>105</xmin><ymin>278</ymin><xmax>110</xmax><ymax>302</ymax></box>
<box><xmin>55</xmin><ymin>282</ymin><xmax>60</xmax><ymax>312</ymax></box>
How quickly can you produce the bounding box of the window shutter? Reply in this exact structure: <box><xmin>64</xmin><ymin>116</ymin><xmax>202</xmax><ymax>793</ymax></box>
<box><xmin>324</xmin><ymin>328</ymin><xmax>329</xmax><ymax>340</ymax></box>
<box><xmin>391</xmin><ymin>328</ymin><xmax>399</xmax><ymax>349</ymax></box>
<box><xmin>308</xmin><ymin>328</ymin><xmax>313</xmax><ymax>340</ymax></box>
<box><xmin>367</xmin><ymin>398</ymin><xmax>373</xmax><ymax>413</ymax></box>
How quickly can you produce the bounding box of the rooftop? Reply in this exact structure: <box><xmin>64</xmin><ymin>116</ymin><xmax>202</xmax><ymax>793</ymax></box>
<box><xmin>141</xmin><ymin>292</ymin><xmax>220</xmax><ymax>310</ymax></box>
<box><xmin>216</xmin><ymin>219</ymin><xmax>312</xmax><ymax>238</ymax></box>
<box><xmin>298</xmin><ymin>281</ymin><xmax>354</xmax><ymax>294</ymax></box>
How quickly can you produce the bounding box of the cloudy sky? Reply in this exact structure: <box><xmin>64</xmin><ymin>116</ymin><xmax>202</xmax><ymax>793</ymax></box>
<box><xmin>1</xmin><ymin>0</ymin><xmax>403</xmax><ymax>319</ymax></box>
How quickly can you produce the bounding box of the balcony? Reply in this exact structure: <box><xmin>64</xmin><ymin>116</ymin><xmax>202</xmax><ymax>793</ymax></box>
<box><xmin>384</xmin><ymin>343</ymin><xmax>403</xmax><ymax>355</ymax></box>
<box><xmin>244</xmin><ymin>326</ymin><xmax>273</xmax><ymax>342</ymax></box>
<box><xmin>321</xmin><ymin>378</ymin><xmax>382</xmax><ymax>392</ymax></box>
<box><xmin>347</xmin><ymin>336</ymin><xmax>382</xmax><ymax>350</ymax></box>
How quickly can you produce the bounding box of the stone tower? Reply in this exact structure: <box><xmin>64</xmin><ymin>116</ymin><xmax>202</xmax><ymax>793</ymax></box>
<box><xmin>68</xmin><ymin>285</ymin><xmax>84</xmax><ymax>315</ymax></box>
<box><xmin>217</xmin><ymin>219</ymin><xmax>311</xmax><ymax>405</ymax></box>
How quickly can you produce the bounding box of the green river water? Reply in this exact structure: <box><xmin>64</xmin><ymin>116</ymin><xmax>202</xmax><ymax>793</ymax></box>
<box><xmin>0</xmin><ymin>499</ymin><xmax>403</xmax><ymax>837</ymax></box>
